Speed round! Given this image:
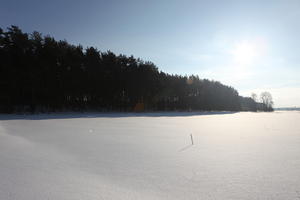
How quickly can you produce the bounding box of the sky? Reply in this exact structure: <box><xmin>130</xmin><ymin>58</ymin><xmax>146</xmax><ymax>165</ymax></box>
<box><xmin>1</xmin><ymin>0</ymin><xmax>300</xmax><ymax>107</ymax></box>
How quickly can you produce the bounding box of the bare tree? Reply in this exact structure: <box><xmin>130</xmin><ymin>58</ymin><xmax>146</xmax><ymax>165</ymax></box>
<box><xmin>251</xmin><ymin>93</ymin><xmax>257</xmax><ymax>102</ymax></box>
<box><xmin>260</xmin><ymin>91</ymin><xmax>274</xmax><ymax>111</ymax></box>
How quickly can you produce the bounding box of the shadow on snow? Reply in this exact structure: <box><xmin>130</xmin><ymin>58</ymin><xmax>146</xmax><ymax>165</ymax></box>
<box><xmin>0</xmin><ymin>111</ymin><xmax>237</xmax><ymax>121</ymax></box>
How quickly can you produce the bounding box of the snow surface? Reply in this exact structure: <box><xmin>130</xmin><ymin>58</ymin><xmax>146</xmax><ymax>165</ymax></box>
<box><xmin>0</xmin><ymin>111</ymin><xmax>300</xmax><ymax>200</ymax></box>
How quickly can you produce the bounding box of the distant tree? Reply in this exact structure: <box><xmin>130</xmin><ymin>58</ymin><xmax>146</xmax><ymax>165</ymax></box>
<box><xmin>260</xmin><ymin>91</ymin><xmax>274</xmax><ymax>111</ymax></box>
<box><xmin>239</xmin><ymin>96</ymin><xmax>257</xmax><ymax>111</ymax></box>
<box><xmin>251</xmin><ymin>93</ymin><xmax>257</xmax><ymax>102</ymax></box>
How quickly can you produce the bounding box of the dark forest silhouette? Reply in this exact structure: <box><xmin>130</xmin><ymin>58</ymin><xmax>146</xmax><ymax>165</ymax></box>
<box><xmin>0</xmin><ymin>26</ymin><xmax>273</xmax><ymax>113</ymax></box>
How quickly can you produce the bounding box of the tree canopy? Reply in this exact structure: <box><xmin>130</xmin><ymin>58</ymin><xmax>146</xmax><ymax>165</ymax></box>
<box><xmin>0</xmin><ymin>26</ymin><xmax>273</xmax><ymax>113</ymax></box>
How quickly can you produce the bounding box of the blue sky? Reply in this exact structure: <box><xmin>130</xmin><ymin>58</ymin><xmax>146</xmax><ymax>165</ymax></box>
<box><xmin>1</xmin><ymin>0</ymin><xmax>300</xmax><ymax>107</ymax></box>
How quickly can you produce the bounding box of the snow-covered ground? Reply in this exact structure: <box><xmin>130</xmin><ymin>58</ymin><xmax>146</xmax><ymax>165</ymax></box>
<box><xmin>0</xmin><ymin>111</ymin><xmax>300</xmax><ymax>200</ymax></box>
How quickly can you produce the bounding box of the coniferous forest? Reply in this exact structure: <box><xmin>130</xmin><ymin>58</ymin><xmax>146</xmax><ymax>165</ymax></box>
<box><xmin>0</xmin><ymin>26</ymin><xmax>272</xmax><ymax>113</ymax></box>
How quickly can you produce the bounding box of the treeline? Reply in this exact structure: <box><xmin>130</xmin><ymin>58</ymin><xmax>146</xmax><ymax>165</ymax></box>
<box><xmin>0</xmin><ymin>26</ymin><xmax>271</xmax><ymax>113</ymax></box>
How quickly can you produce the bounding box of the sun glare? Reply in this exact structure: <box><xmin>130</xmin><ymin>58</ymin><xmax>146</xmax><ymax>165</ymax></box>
<box><xmin>232</xmin><ymin>41</ymin><xmax>258</xmax><ymax>65</ymax></box>
<box><xmin>227</xmin><ymin>38</ymin><xmax>268</xmax><ymax>81</ymax></box>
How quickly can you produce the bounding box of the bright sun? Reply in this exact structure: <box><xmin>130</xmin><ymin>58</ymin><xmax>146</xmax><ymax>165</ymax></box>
<box><xmin>232</xmin><ymin>41</ymin><xmax>258</xmax><ymax>65</ymax></box>
<box><xmin>228</xmin><ymin>39</ymin><xmax>268</xmax><ymax>80</ymax></box>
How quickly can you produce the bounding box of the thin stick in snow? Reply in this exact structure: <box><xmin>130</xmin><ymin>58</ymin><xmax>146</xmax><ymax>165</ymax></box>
<box><xmin>190</xmin><ymin>134</ymin><xmax>194</xmax><ymax>145</ymax></box>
